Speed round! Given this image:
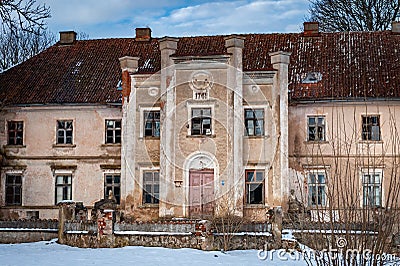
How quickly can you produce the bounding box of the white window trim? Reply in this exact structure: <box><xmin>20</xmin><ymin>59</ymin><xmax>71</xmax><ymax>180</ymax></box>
<box><xmin>186</xmin><ymin>102</ymin><xmax>215</xmax><ymax>136</ymax></box>
<box><xmin>139</xmin><ymin>167</ymin><xmax>160</xmax><ymax>205</ymax></box>
<box><xmin>139</xmin><ymin>107</ymin><xmax>160</xmax><ymax>139</ymax></box>
<box><xmin>104</xmin><ymin>118</ymin><xmax>122</xmax><ymax>144</ymax></box>
<box><xmin>244</xmin><ymin>165</ymin><xmax>268</xmax><ymax>206</ymax></box>
<box><xmin>307</xmin><ymin>169</ymin><xmax>329</xmax><ymax>207</ymax></box>
<box><xmin>360</xmin><ymin>168</ymin><xmax>384</xmax><ymax>208</ymax></box>
<box><xmin>55</xmin><ymin>119</ymin><xmax>75</xmax><ymax>145</ymax></box>
<box><xmin>243</xmin><ymin>105</ymin><xmax>268</xmax><ymax>137</ymax></box>
<box><xmin>305</xmin><ymin>114</ymin><xmax>328</xmax><ymax>142</ymax></box>
<box><xmin>360</xmin><ymin>113</ymin><xmax>381</xmax><ymax>142</ymax></box>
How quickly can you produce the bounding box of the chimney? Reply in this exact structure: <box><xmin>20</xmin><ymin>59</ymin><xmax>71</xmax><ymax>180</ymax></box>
<box><xmin>135</xmin><ymin>27</ymin><xmax>151</xmax><ymax>41</ymax></box>
<box><xmin>59</xmin><ymin>31</ymin><xmax>77</xmax><ymax>44</ymax></box>
<box><xmin>303</xmin><ymin>22</ymin><xmax>319</xmax><ymax>37</ymax></box>
<box><xmin>392</xmin><ymin>21</ymin><xmax>400</xmax><ymax>34</ymax></box>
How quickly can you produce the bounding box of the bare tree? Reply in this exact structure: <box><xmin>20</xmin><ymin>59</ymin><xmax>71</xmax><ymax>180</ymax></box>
<box><xmin>0</xmin><ymin>0</ymin><xmax>50</xmax><ymax>35</ymax></box>
<box><xmin>308</xmin><ymin>0</ymin><xmax>400</xmax><ymax>32</ymax></box>
<box><xmin>289</xmin><ymin>104</ymin><xmax>400</xmax><ymax>265</ymax></box>
<box><xmin>0</xmin><ymin>28</ymin><xmax>55</xmax><ymax>72</ymax></box>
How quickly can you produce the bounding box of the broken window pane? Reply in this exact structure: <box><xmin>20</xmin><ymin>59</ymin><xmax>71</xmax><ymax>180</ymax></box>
<box><xmin>245</xmin><ymin>170</ymin><xmax>264</xmax><ymax>205</ymax></box>
<box><xmin>244</xmin><ymin>109</ymin><xmax>264</xmax><ymax>136</ymax></box>
<box><xmin>307</xmin><ymin>116</ymin><xmax>325</xmax><ymax>141</ymax></box>
<box><xmin>7</xmin><ymin>121</ymin><xmax>24</xmax><ymax>145</ymax></box>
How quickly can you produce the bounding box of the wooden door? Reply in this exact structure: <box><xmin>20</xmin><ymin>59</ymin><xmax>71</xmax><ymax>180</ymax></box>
<box><xmin>189</xmin><ymin>169</ymin><xmax>214</xmax><ymax>218</ymax></box>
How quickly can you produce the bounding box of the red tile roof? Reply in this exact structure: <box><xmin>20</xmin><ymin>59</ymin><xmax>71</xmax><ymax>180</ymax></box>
<box><xmin>1</xmin><ymin>31</ymin><xmax>399</xmax><ymax>105</ymax></box>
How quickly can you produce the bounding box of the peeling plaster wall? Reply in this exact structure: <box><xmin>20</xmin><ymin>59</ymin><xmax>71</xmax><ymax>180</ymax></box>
<box><xmin>0</xmin><ymin>105</ymin><xmax>121</xmax><ymax>219</ymax></box>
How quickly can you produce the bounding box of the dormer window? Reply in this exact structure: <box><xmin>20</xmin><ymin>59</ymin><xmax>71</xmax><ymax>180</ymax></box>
<box><xmin>302</xmin><ymin>72</ymin><xmax>322</xmax><ymax>84</ymax></box>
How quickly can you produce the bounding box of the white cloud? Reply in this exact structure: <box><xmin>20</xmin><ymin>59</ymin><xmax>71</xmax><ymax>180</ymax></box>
<box><xmin>38</xmin><ymin>0</ymin><xmax>309</xmax><ymax>38</ymax></box>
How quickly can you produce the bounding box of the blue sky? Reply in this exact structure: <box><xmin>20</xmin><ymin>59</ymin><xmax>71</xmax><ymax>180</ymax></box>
<box><xmin>38</xmin><ymin>0</ymin><xmax>310</xmax><ymax>39</ymax></box>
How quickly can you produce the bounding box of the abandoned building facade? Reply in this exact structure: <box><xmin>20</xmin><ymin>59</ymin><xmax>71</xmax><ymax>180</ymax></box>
<box><xmin>0</xmin><ymin>22</ymin><xmax>400</xmax><ymax>221</ymax></box>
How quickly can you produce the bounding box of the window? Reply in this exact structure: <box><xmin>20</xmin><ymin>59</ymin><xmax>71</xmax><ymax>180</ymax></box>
<box><xmin>105</xmin><ymin>120</ymin><xmax>121</xmax><ymax>144</ymax></box>
<box><xmin>308</xmin><ymin>172</ymin><xmax>326</xmax><ymax>206</ymax></box>
<box><xmin>143</xmin><ymin>171</ymin><xmax>159</xmax><ymax>204</ymax></box>
<box><xmin>104</xmin><ymin>174</ymin><xmax>121</xmax><ymax>204</ymax></box>
<box><xmin>55</xmin><ymin>175</ymin><xmax>72</xmax><ymax>204</ymax></box>
<box><xmin>362</xmin><ymin>171</ymin><xmax>382</xmax><ymax>207</ymax></box>
<box><xmin>57</xmin><ymin>120</ymin><xmax>73</xmax><ymax>144</ymax></box>
<box><xmin>144</xmin><ymin>111</ymin><xmax>160</xmax><ymax>137</ymax></box>
<box><xmin>245</xmin><ymin>170</ymin><xmax>264</xmax><ymax>204</ymax></box>
<box><xmin>5</xmin><ymin>175</ymin><xmax>22</xmax><ymax>206</ymax></box>
<box><xmin>191</xmin><ymin>108</ymin><xmax>211</xmax><ymax>135</ymax></box>
<box><xmin>7</xmin><ymin>121</ymin><xmax>23</xmax><ymax>145</ymax></box>
<box><xmin>308</xmin><ymin>116</ymin><xmax>325</xmax><ymax>141</ymax></box>
<box><xmin>362</xmin><ymin>115</ymin><xmax>380</xmax><ymax>141</ymax></box>
<box><xmin>245</xmin><ymin>109</ymin><xmax>264</xmax><ymax>136</ymax></box>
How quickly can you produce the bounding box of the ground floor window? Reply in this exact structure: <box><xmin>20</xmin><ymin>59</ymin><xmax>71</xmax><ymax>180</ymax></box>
<box><xmin>362</xmin><ymin>170</ymin><xmax>382</xmax><ymax>207</ymax></box>
<box><xmin>6</xmin><ymin>175</ymin><xmax>22</xmax><ymax>205</ymax></box>
<box><xmin>55</xmin><ymin>175</ymin><xmax>72</xmax><ymax>204</ymax></box>
<box><xmin>143</xmin><ymin>171</ymin><xmax>159</xmax><ymax>204</ymax></box>
<box><xmin>104</xmin><ymin>173</ymin><xmax>121</xmax><ymax>204</ymax></box>
<box><xmin>245</xmin><ymin>170</ymin><xmax>264</xmax><ymax>204</ymax></box>
<box><xmin>308</xmin><ymin>172</ymin><xmax>326</xmax><ymax>206</ymax></box>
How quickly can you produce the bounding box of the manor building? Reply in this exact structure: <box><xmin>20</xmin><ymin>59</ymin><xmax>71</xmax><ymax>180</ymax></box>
<box><xmin>0</xmin><ymin>23</ymin><xmax>399</xmax><ymax>220</ymax></box>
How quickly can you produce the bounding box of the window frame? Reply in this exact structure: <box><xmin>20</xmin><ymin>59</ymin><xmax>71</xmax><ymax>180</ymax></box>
<box><xmin>55</xmin><ymin>174</ymin><xmax>72</xmax><ymax>204</ymax></box>
<box><xmin>143</xmin><ymin>110</ymin><xmax>160</xmax><ymax>138</ymax></box>
<box><xmin>307</xmin><ymin>171</ymin><xmax>327</xmax><ymax>207</ymax></box>
<box><xmin>139</xmin><ymin>107</ymin><xmax>160</xmax><ymax>139</ymax></box>
<box><xmin>245</xmin><ymin>169</ymin><xmax>265</xmax><ymax>205</ymax></box>
<box><xmin>361</xmin><ymin>115</ymin><xmax>381</xmax><ymax>141</ymax></box>
<box><xmin>191</xmin><ymin>107</ymin><xmax>212</xmax><ymax>136</ymax></box>
<box><xmin>56</xmin><ymin>120</ymin><xmax>74</xmax><ymax>145</ymax></box>
<box><xmin>142</xmin><ymin>170</ymin><xmax>160</xmax><ymax>205</ymax></box>
<box><xmin>307</xmin><ymin>115</ymin><xmax>326</xmax><ymax>141</ymax></box>
<box><xmin>361</xmin><ymin>169</ymin><xmax>383</xmax><ymax>207</ymax></box>
<box><xmin>7</xmin><ymin>121</ymin><xmax>24</xmax><ymax>146</ymax></box>
<box><xmin>105</xmin><ymin>119</ymin><xmax>122</xmax><ymax>144</ymax></box>
<box><xmin>244</xmin><ymin>108</ymin><xmax>265</xmax><ymax>136</ymax></box>
<box><xmin>5</xmin><ymin>174</ymin><xmax>22</xmax><ymax>206</ymax></box>
<box><xmin>104</xmin><ymin>173</ymin><xmax>121</xmax><ymax>204</ymax></box>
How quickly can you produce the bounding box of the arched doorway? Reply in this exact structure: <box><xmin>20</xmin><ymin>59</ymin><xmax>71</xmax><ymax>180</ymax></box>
<box><xmin>184</xmin><ymin>152</ymin><xmax>218</xmax><ymax>219</ymax></box>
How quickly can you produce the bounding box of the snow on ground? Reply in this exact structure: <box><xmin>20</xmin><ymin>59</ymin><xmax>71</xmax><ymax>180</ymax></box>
<box><xmin>0</xmin><ymin>239</ymin><xmax>308</xmax><ymax>266</ymax></box>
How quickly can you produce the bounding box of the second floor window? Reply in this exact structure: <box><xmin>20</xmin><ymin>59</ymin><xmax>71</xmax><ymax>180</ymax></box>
<box><xmin>105</xmin><ymin>120</ymin><xmax>121</xmax><ymax>144</ymax></box>
<box><xmin>362</xmin><ymin>115</ymin><xmax>380</xmax><ymax>141</ymax></box>
<box><xmin>245</xmin><ymin>109</ymin><xmax>264</xmax><ymax>136</ymax></box>
<box><xmin>57</xmin><ymin>120</ymin><xmax>73</xmax><ymax>144</ymax></box>
<box><xmin>308</xmin><ymin>116</ymin><xmax>325</xmax><ymax>141</ymax></box>
<box><xmin>144</xmin><ymin>111</ymin><xmax>160</xmax><ymax>137</ymax></box>
<box><xmin>8</xmin><ymin>121</ymin><xmax>23</xmax><ymax>145</ymax></box>
<box><xmin>191</xmin><ymin>108</ymin><xmax>211</xmax><ymax>135</ymax></box>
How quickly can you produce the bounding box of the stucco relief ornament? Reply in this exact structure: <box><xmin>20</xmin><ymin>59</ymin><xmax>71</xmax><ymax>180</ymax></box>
<box><xmin>148</xmin><ymin>87</ymin><xmax>159</xmax><ymax>97</ymax></box>
<box><xmin>189</xmin><ymin>71</ymin><xmax>213</xmax><ymax>93</ymax></box>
